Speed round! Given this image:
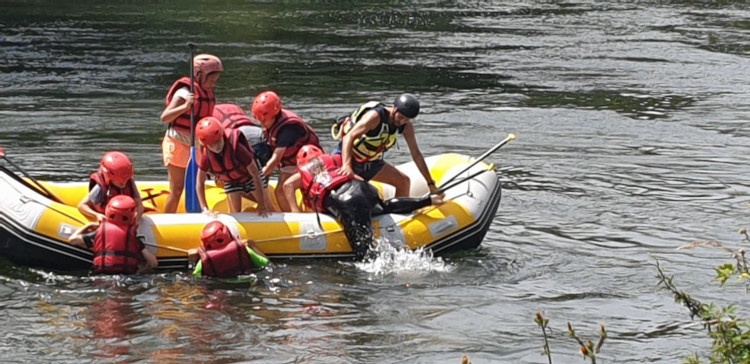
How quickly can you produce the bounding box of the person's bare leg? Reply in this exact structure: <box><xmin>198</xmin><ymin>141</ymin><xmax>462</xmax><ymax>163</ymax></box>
<box><xmin>164</xmin><ymin>165</ymin><xmax>186</xmax><ymax>213</ymax></box>
<box><xmin>274</xmin><ymin>172</ymin><xmax>293</xmax><ymax>212</ymax></box>
<box><xmin>371</xmin><ymin>163</ymin><xmax>411</xmax><ymax>197</ymax></box>
<box><xmin>227</xmin><ymin>192</ymin><xmax>242</xmax><ymax>213</ymax></box>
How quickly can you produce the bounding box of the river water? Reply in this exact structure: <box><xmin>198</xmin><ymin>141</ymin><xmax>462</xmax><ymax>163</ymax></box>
<box><xmin>2</xmin><ymin>1</ymin><xmax>750</xmax><ymax>362</ymax></box>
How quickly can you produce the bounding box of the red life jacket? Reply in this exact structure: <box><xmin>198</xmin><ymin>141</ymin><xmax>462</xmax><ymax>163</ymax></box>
<box><xmin>201</xmin><ymin>129</ymin><xmax>252</xmax><ymax>183</ymax></box>
<box><xmin>299</xmin><ymin>154</ymin><xmax>352</xmax><ymax>212</ymax></box>
<box><xmin>92</xmin><ymin>221</ymin><xmax>142</xmax><ymax>275</ymax></box>
<box><xmin>198</xmin><ymin>239</ymin><xmax>255</xmax><ymax>278</ymax></box>
<box><xmin>264</xmin><ymin>109</ymin><xmax>321</xmax><ymax>167</ymax></box>
<box><xmin>212</xmin><ymin>103</ymin><xmax>259</xmax><ymax>129</ymax></box>
<box><xmin>165</xmin><ymin>76</ymin><xmax>216</xmax><ymax>134</ymax></box>
<box><xmin>88</xmin><ymin>172</ymin><xmax>137</xmax><ymax>213</ymax></box>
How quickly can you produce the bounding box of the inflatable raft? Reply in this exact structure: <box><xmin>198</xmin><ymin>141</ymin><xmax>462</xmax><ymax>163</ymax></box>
<box><xmin>0</xmin><ymin>153</ymin><xmax>502</xmax><ymax>272</ymax></box>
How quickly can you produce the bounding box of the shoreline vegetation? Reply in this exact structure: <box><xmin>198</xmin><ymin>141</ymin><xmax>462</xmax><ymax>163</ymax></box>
<box><xmin>656</xmin><ymin>229</ymin><xmax>749</xmax><ymax>363</ymax></box>
<box><xmin>459</xmin><ymin>229</ymin><xmax>749</xmax><ymax>363</ymax></box>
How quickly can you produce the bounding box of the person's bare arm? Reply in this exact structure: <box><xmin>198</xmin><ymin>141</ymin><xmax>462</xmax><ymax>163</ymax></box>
<box><xmin>402</xmin><ymin>122</ymin><xmax>440</xmax><ymax>195</ymax></box>
<box><xmin>132</xmin><ymin>181</ymin><xmax>145</xmax><ymax>221</ymax></box>
<box><xmin>245</xmin><ymin>239</ymin><xmax>268</xmax><ymax>259</ymax></box>
<box><xmin>196</xmin><ymin>169</ymin><xmax>213</xmax><ymax>215</ymax></box>
<box><xmin>77</xmin><ymin>195</ymin><xmax>105</xmax><ymax>222</ymax></box>
<box><xmin>187</xmin><ymin>249</ymin><xmax>200</xmax><ymax>265</ymax></box>
<box><xmin>139</xmin><ymin>247</ymin><xmax>158</xmax><ymax>272</ymax></box>
<box><xmin>68</xmin><ymin>222</ymin><xmax>99</xmax><ymax>248</ymax></box>
<box><xmin>160</xmin><ymin>92</ymin><xmax>194</xmax><ymax>124</ymax></box>
<box><xmin>261</xmin><ymin>147</ymin><xmax>287</xmax><ymax>177</ymax></box>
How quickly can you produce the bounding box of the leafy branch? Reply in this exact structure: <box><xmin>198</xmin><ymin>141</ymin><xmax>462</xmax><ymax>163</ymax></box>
<box><xmin>656</xmin><ymin>256</ymin><xmax>750</xmax><ymax>363</ymax></box>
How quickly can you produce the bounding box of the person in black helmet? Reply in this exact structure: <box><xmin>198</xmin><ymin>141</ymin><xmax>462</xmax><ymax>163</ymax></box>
<box><xmin>332</xmin><ymin>93</ymin><xmax>440</xmax><ymax>197</ymax></box>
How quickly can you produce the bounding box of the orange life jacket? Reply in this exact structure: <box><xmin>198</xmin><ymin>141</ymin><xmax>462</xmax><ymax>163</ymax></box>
<box><xmin>299</xmin><ymin>154</ymin><xmax>352</xmax><ymax>212</ymax></box>
<box><xmin>201</xmin><ymin>129</ymin><xmax>253</xmax><ymax>183</ymax></box>
<box><xmin>212</xmin><ymin>103</ymin><xmax>259</xmax><ymax>129</ymax></box>
<box><xmin>88</xmin><ymin>172</ymin><xmax>137</xmax><ymax>213</ymax></box>
<box><xmin>198</xmin><ymin>239</ymin><xmax>254</xmax><ymax>278</ymax></box>
<box><xmin>92</xmin><ymin>221</ymin><xmax>142</xmax><ymax>275</ymax></box>
<box><xmin>264</xmin><ymin>109</ymin><xmax>321</xmax><ymax>167</ymax></box>
<box><xmin>165</xmin><ymin>76</ymin><xmax>216</xmax><ymax>134</ymax></box>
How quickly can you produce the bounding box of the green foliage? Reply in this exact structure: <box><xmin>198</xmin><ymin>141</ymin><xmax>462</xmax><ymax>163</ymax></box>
<box><xmin>715</xmin><ymin>263</ymin><xmax>737</xmax><ymax>287</ymax></box>
<box><xmin>657</xmin><ymin>229</ymin><xmax>750</xmax><ymax>363</ymax></box>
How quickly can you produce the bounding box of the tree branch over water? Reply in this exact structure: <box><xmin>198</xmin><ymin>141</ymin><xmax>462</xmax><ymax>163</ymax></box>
<box><xmin>655</xmin><ymin>228</ymin><xmax>750</xmax><ymax>363</ymax></box>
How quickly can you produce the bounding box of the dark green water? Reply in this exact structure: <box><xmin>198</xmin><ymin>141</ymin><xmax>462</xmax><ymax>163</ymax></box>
<box><xmin>2</xmin><ymin>1</ymin><xmax>750</xmax><ymax>362</ymax></box>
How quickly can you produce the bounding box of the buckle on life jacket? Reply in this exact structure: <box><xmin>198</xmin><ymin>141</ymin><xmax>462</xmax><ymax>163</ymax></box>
<box><xmin>331</xmin><ymin>115</ymin><xmax>350</xmax><ymax>140</ymax></box>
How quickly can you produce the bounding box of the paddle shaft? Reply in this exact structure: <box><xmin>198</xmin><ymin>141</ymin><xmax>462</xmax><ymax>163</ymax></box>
<box><xmin>188</xmin><ymin>43</ymin><xmax>196</xmax><ymax>147</ymax></box>
<box><xmin>184</xmin><ymin>43</ymin><xmax>201</xmax><ymax>212</ymax></box>
<box><xmin>438</xmin><ymin>133</ymin><xmax>515</xmax><ymax>189</ymax></box>
<box><xmin>0</xmin><ymin>156</ymin><xmax>63</xmax><ymax>203</ymax></box>
<box><xmin>437</xmin><ymin>167</ymin><xmax>492</xmax><ymax>195</ymax></box>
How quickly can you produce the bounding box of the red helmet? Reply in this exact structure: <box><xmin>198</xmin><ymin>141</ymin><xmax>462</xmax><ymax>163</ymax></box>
<box><xmin>100</xmin><ymin>151</ymin><xmax>133</xmax><ymax>185</ymax></box>
<box><xmin>105</xmin><ymin>195</ymin><xmax>137</xmax><ymax>225</ymax></box>
<box><xmin>296</xmin><ymin>144</ymin><xmax>324</xmax><ymax>166</ymax></box>
<box><xmin>251</xmin><ymin>91</ymin><xmax>282</xmax><ymax>124</ymax></box>
<box><xmin>201</xmin><ymin>221</ymin><xmax>234</xmax><ymax>250</ymax></box>
<box><xmin>193</xmin><ymin>54</ymin><xmax>223</xmax><ymax>75</ymax></box>
<box><xmin>196</xmin><ymin>117</ymin><xmax>224</xmax><ymax>146</ymax></box>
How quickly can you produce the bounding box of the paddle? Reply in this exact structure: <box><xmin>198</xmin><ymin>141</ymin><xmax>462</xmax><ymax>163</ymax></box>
<box><xmin>437</xmin><ymin>133</ymin><xmax>515</xmax><ymax>190</ymax></box>
<box><xmin>0</xmin><ymin>147</ymin><xmax>63</xmax><ymax>203</ymax></box>
<box><xmin>184</xmin><ymin>43</ymin><xmax>200</xmax><ymax>213</ymax></box>
<box><xmin>436</xmin><ymin>163</ymin><xmax>495</xmax><ymax>195</ymax></box>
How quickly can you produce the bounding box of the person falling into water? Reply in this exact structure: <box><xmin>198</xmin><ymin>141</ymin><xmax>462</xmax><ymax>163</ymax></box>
<box><xmin>283</xmin><ymin>145</ymin><xmax>443</xmax><ymax>260</ymax></box>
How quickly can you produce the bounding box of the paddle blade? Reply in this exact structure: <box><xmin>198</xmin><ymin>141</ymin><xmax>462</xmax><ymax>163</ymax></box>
<box><xmin>184</xmin><ymin>147</ymin><xmax>200</xmax><ymax>212</ymax></box>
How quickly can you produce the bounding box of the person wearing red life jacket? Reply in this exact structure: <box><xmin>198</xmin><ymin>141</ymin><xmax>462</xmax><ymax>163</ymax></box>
<box><xmin>251</xmin><ymin>90</ymin><xmax>321</xmax><ymax>212</ymax></box>
<box><xmin>212</xmin><ymin>103</ymin><xmax>275</xmax><ymax>210</ymax></box>
<box><xmin>333</xmin><ymin>93</ymin><xmax>440</xmax><ymax>198</ymax></box>
<box><xmin>282</xmin><ymin>145</ymin><xmax>443</xmax><ymax>260</ymax></box>
<box><xmin>194</xmin><ymin>116</ymin><xmax>270</xmax><ymax>215</ymax></box>
<box><xmin>159</xmin><ymin>54</ymin><xmax>223</xmax><ymax>213</ymax></box>
<box><xmin>69</xmin><ymin>195</ymin><xmax>158</xmax><ymax>275</ymax></box>
<box><xmin>212</xmin><ymin>103</ymin><xmax>272</xmax><ymax>181</ymax></box>
<box><xmin>186</xmin><ymin>221</ymin><xmax>269</xmax><ymax>278</ymax></box>
<box><xmin>77</xmin><ymin>151</ymin><xmax>145</xmax><ymax>223</ymax></box>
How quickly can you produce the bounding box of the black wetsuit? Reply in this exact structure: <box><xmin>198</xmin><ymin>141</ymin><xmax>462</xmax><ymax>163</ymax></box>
<box><xmin>322</xmin><ymin>180</ymin><xmax>432</xmax><ymax>260</ymax></box>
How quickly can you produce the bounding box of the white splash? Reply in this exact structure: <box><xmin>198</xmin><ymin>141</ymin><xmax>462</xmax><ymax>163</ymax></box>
<box><xmin>355</xmin><ymin>238</ymin><xmax>455</xmax><ymax>276</ymax></box>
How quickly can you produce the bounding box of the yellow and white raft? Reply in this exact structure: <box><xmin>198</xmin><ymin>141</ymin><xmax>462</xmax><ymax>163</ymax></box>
<box><xmin>0</xmin><ymin>153</ymin><xmax>502</xmax><ymax>271</ymax></box>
